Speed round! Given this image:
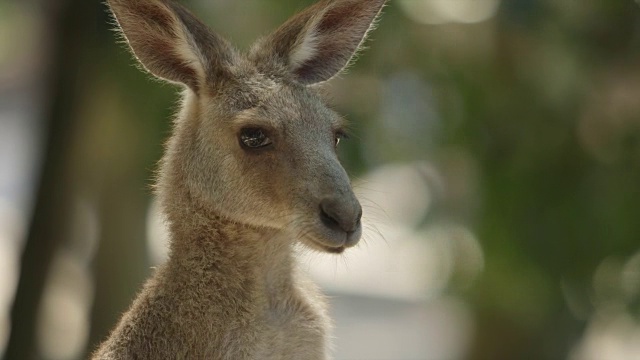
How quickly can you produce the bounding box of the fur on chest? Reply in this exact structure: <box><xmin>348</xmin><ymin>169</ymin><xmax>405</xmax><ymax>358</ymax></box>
<box><xmin>252</xmin><ymin>290</ymin><xmax>330</xmax><ymax>360</ymax></box>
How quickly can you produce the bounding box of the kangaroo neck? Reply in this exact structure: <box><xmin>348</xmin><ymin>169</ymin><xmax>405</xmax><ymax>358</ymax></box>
<box><xmin>161</xmin><ymin>186</ymin><xmax>296</xmax><ymax>302</ymax></box>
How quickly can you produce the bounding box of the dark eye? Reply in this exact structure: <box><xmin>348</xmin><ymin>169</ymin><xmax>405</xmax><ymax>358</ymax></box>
<box><xmin>334</xmin><ymin>131</ymin><xmax>349</xmax><ymax>147</ymax></box>
<box><xmin>240</xmin><ymin>128</ymin><xmax>272</xmax><ymax>149</ymax></box>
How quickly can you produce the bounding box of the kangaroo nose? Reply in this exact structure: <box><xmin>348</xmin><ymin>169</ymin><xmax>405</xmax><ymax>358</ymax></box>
<box><xmin>319</xmin><ymin>196</ymin><xmax>362</xmax><ymax>234</ymax></box>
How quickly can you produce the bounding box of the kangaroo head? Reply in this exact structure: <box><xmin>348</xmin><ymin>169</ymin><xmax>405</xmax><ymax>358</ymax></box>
<box><xmin>107</xmin><ymin>0</ymin><xmax>385</xmax><ymax>253</ymax></box>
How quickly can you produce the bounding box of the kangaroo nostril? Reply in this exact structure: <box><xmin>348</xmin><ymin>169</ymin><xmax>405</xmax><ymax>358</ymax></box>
<box><xmin>320</xmin><ymin>206</ymin><xmax>340</xmax><ymax>231</ymax></box>
<box><xmin>319</xmin><ymin>197</ymin><xmax>361</xmax><ymax>234</ymax></box>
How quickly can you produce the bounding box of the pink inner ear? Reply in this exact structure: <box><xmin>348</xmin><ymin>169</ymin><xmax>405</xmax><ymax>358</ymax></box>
<box><xmin>294</xmin><ymin>41</ymin><xmax>348</xmax><ymax>84</ymax></box>
<box><xmin>110</xmin><ymin>0</ymin><xmax>238</xmax><ymax>92</ymax></box>
<box><xmin>291</xmin><ymin>1</ymin><xmax>382</xmax><ymax>84</ymax></box>
<box><xmin>316</xmin><ymin>1</ymin><xmax>369</xmax><ymax>34</ymax></box>
<box><xmin>124</xmin><ymin>2</ymin><xmax>176</xmax><ymax>37</ymax></box>
<box><xmin>142</xmin><ymin>39</ymin><xmax>200</xmax><ymax>91</ymax></box>
<box><xmin>248</xmin><ymin>0</ymin><xmax>384</xmax><ymax>85</ymax></box>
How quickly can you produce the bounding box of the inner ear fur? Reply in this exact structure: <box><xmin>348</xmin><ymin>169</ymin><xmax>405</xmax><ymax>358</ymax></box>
<box><xmin>250</xmin><ymin>0</ymin><xmax>386</xmax><ymax>85</ymax></box>
<box><xmin>107</xmin><ymin>0</ymin><xmax>236</xmax><ymax>92</ymax></box>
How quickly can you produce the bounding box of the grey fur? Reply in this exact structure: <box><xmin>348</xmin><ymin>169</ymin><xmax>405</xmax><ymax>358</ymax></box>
<box><xmin>94</xmin><ymin>0</ymin><xmax>385</xmax><ymax>358</ymax></box>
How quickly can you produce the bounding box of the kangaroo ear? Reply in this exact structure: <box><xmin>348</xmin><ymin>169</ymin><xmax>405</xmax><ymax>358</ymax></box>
<box><xmin>107</xmin><ymin>0</ymin><xmax>235</xmax><ymax>92</ymax></box>
<box><xmin>251</xmin><ymin>0</ymin><xmax>386</xmax><ymax>85</ymax></box>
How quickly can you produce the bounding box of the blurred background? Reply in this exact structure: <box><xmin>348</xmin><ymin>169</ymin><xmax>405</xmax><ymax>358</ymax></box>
<box><xmin>1</xmin><ymin>0</ymin><xmax>640</xmax><ymax>359</ymax></box>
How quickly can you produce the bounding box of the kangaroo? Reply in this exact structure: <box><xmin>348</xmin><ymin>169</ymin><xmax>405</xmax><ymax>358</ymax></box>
<box><xmin>93</xmin><ymin>0</ymin><xmax>385</xmax><ymax>359</ymax></box>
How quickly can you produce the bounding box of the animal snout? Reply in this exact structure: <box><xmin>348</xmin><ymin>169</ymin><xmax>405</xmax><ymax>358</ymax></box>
<box><xmin>319</xmin><ymin>196</ymin><xmax>362</xmax><ymax>235</ymax></box>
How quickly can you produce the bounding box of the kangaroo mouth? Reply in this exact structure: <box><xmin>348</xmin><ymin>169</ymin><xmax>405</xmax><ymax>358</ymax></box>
<box><xmin>302</xmin><ymin>238</ymin><xmax>346</xmax><ymax>254</ymax></box>
<box><xmin>314</xmin><ymin>241</ymin><xmax>346</xmax><ymax>254</ymax></box>
<box><xmin>295</xmin><ymin>218</ymin><xmax>362</xmax><ymax>254</ymax></box>
<box><xmin>301</xmin><ymin>230</ymin><xmax>354</xmax><ymax>254</ymax></box>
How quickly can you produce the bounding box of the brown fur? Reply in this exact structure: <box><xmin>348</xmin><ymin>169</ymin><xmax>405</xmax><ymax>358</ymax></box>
<box><xmin>94</xmin><ymin>0</ymin><xmax>385</xmax><ymax>358</ymax></box>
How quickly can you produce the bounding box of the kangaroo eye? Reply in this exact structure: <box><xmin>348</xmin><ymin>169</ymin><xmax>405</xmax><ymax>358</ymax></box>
<box><xmin>334</xmin><ymin>131</ymin><xmax>349</xmax><ymax>147</ymax></box>
<box><xmin>240</xmin><ymin>128</ymin><xmax>272</xmax><ymax>149</ymax></box>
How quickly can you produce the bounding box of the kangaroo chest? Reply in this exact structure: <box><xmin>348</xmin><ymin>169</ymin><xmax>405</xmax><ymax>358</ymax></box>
<box><xmin>250</xmin><ymin>282</ymin><xmax>329</xmax><ymax>360</ymax></box>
